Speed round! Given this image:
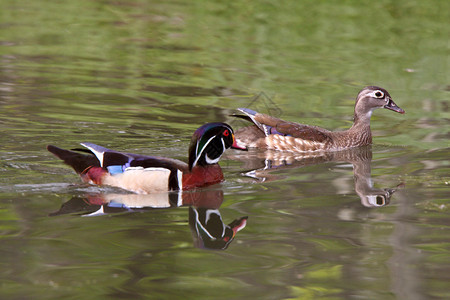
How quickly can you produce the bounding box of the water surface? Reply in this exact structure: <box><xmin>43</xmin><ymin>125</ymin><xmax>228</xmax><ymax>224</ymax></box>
<box><xmin>0</xmin><ymin>0</ymin><xmax>448</xmax><ymax>299</ymax></box>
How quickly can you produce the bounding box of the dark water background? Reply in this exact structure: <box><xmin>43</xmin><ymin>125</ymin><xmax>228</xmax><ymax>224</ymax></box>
<box><xmin>0</xmin><ymin>1</ymin><xmax>448</xmax><ymax>299</ymax></box>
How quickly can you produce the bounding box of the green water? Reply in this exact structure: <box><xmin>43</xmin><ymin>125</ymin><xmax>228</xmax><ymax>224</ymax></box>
<box><xmin>0</xmin><ymin>0</ymin><xmax>448</xmax><ymax>299</ymax></box>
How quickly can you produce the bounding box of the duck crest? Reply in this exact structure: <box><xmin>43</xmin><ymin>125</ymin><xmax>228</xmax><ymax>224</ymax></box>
<box><xmin>188</xmin><ymin>122</ymin><xmax>243</xmax><ymax>170</ymax></box>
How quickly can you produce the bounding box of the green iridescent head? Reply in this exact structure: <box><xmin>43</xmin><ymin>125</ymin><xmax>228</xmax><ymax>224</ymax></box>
<box><xmin>188</xmin><ymin>122</ymin><xmax>245</xmax><ymax>170</ymax></box>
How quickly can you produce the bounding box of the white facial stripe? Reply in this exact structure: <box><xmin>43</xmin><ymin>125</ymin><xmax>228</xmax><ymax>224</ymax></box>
<box><xmin>205</xmin><ymin>137</ymin><xmax>226</xmax><ymax>164</ymax></box>
<box><xmin>367</xmin><ymin>90</ymin><xmax>384</xmax><ymax>99</ymax></box>
<box><xmin>205</xmin><ymin>209</ymin><xmax>225</xmax><ymax>237</ymax></box>
<box><xmin>221</xmin><ymin>137</ymin><xmax>226</xmax><ymax>152</ymax></box>
<box><xmin>192</xmin><ymin>135</ymin><xmax>216</xmax><ymax>168</ymax></box>
<box><xmin>205</xmin><ymin>154</ymin><xmax>221</xmax><ymax>164</ymax></box>
<box><xmin>192</xmin><ymin>209</ymin><xmax>215</xmax><ymax>239</ymax></box>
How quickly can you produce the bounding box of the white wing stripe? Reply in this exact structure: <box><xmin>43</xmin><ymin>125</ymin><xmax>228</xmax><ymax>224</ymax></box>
<box><xmin>81</xmin><ymin>143</ymin><xmax>105</xmax><ymax>167</ymax></box>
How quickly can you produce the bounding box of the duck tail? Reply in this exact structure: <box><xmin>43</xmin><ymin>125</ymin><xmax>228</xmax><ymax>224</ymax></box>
<box><xmin>236</xmin><ymin>108</ymin><xmax>275</xmax><ymax>136</ymax></box>
<box><xmin>231</xmin><ymin>113</ymin><xmax>253</xmax><ymax>122</ymax></box>
<box><xmin>235</xmin><ymin>108</ymin><xmax>264</xmax><ymax>129</ymax></box>
<box><xmin>47</xmin><ymin>145</ymin><xmax>100</xmax><ymax>174</ymax></box>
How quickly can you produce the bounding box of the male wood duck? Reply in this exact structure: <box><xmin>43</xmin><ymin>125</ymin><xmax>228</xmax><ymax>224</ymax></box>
<box><xmin>49</xmin><ymin>190</ymin><xmax>248</xmax><ymax>250</ymax></box>
<box><xmin>189</xmin><ymin>206</ymin><xmax>247</xmax><ymax>250</ymax></box>
<box><xmin>47</xmin><ymin>122</ymin><xmax>246</xmax><ymax>194</ymax></box>
<box><xmin>50</xmin><ymin>189</ymin><xmax>227</xmax><ymax>216</ymax></box>
<box><xmin>234</xmin><ymin>86</ymin><xmax>405</xmax><ymax>152</ymax></box>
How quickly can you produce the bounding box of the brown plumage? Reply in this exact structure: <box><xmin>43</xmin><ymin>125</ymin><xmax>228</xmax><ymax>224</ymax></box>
<box><xmin>234</xmin><ymin>86</ymin><xmax>404</xmax><ymax>152</ymax></box>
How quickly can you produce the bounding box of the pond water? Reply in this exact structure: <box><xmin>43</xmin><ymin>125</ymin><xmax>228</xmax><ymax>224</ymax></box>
<box><xmin>0</xmin><ymin>0</ymin><xmax>448</xmax><ymax>299</ymax></box>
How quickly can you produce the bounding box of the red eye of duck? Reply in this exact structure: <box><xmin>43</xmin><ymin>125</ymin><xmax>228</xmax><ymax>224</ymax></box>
<box><xmin>223</xmin><ymin>129</ymin><xmax>230</xmax><ymax>137</ymax></box>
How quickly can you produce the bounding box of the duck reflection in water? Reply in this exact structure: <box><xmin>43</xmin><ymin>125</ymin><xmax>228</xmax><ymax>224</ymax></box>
<box><xmin>232</xmin><ymin>146</ymin><xmax>401</xmax><ymax>207</ymax></box>
<box><xmin>49</xmin><ymin>189</ymin><xmax>247</xmax><ymax>250</ymax></box>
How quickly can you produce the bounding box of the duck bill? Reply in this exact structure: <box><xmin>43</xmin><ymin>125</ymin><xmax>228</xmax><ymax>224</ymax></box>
<box><xmin>231</xmin><ymin>136</ymin><xmax>248</xmax><ymax>151</ymax></box>
<box><xmin>384</xmin><ymin>98</ymin><xmax>405</xmax><ymax>114</ymax></box>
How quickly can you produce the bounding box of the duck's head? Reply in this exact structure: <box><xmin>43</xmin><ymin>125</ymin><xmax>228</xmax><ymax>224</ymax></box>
<box><xmin>360</xmin><ymin>189</ymin><xmax>396</xmax><ymax>208</ymax></box>
<box><xmin>189</xmin><ymin>206</ymin><xmax>248</xmax><ymax>250</ymax></box>
<box><xmin>354</xmin><ymin>86</ymin><xmax>405</xmax><ymax>120</ymax></box>
<box><xmin>188</xmin><ymin>122</ymin><xmax>246</xmax><ymax>170</ymax></box>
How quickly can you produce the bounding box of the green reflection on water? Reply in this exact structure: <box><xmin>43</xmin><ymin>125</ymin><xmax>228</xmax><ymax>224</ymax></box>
<box><xmin>0</xmin><ymin>0</ymin><xmax>448</xmax><ymax>299</ymax></box>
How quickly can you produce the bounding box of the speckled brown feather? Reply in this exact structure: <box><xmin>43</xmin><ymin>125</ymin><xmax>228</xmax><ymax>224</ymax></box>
<box><xmin>254</xmin><ymin>113</ymin><xmax>332</xmax><ymax>143</ymax></box>
<box><xmin>234</xmin><ymin>113</ymin><xmax>333</xmax><ymax>151</ymax></box>
<box><xmin>233</xmin><ymin>125</ymin><xmax>265</xmax><ymax>147</ymax></box>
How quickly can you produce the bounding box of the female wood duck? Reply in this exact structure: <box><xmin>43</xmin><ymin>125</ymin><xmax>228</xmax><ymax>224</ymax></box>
<box><xmin>47</xmin><ymin>122</ymin><xmax>246</xmax><ymax>194</ymax></box>
<box><xmin>231</xmin><ymin>145</ymin><xmax>399</xmax><ymax>207</ymax></box>
<box><xmin>234</xmin><ymin>86</ymin><xmax>405</xmax><ymax>152</ymax></box>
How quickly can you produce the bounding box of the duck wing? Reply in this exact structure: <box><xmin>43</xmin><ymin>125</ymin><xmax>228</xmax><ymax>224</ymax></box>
<box><xmin>47</xmin><ymin>145</ymin><xmax>100</xmax><ymax>174</ymax></box>
<box><xmin>48</xmin><ymin>143</ymin><xmax>189</xmax><ymax>175</ymax></box>
<box><xmin>237</xmin><ymin>108</ymin><xmax>332</xmax><ymax>143</ymax></box>
<box><xmin>81</xmin><ymin>143</ymin><xmax>189</xmax><ymax>173</ymax></box>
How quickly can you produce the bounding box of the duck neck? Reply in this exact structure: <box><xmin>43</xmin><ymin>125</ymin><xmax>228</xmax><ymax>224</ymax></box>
<box><xmin>352</xmin><ymin>109</ymin><xmax>372</xmax><ymax>127</ymax></box>
<box><xmin>182</xmin><ymin>164</ymin><xmax>224</xmax><ymax>190</ymax></box>
<box><xmin>346</xmin><ymin>110</ymin><xmax>373</xmax><ymax>146</ymax></box>
<box><xmin>352</xmin><ymin>155</ymin><xmax>374</xmax><ymax>199</ymax></box>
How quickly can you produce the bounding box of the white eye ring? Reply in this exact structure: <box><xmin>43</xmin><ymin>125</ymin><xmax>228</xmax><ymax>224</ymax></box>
<box><xmin>374</xmin><ymin>90</ymin><xmax>384</xmax><ymax>98</ymax></box>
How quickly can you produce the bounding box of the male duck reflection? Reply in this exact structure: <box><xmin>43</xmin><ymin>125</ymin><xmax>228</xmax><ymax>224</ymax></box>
<box><xmin>234</xmin><ymin>86</ymin><xmax>405</xmax><ymax>152</ymax></box>
<box><xmin>47</xmin><ymin>123</ymin><xmax>246</xmax><ymax>193</ymax></box>
<box><xmin>50</xmin><ymin>189</ymin><xmax>248</xmax><ymax>250</ymax></box>
<box><xmin>234</xmin><ymin>146</ymin><xmax>400</xmax><ymax>207</ymax></box>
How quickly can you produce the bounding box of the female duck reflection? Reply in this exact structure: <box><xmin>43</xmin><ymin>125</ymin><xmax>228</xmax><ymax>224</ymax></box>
<box><xmin>231</xmin><ymin>146</ymin><xmax>402</xmax><ymax>208</ymax></box>
<box><xmin>50</xmin><ymin>189</ymin><xmax>247</xmax><ymax>250</ymax></box>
